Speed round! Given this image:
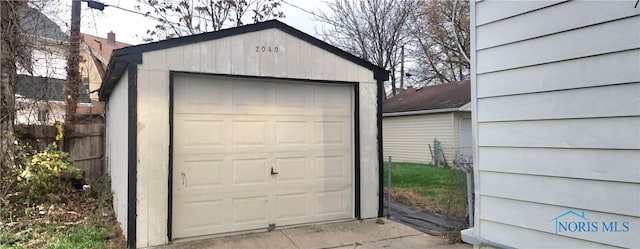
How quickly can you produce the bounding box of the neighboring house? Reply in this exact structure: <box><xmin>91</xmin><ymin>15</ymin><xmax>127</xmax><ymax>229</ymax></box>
<box><xmin>15</xmin><ymin>5</ymin><xmax>76</xmax><ymax>125</ymax></box>
<box><xmin>383</xmin><ymin>80</ymin><xmax>471</xmax><ymax>165</ymax></box>
<box><xmin>99</xmin><ymin>20</ymin><xmax>388</xmax><ymax>248</ymax></box>
<box><xmin>14</xmin><ymin>5</ymin><xmax>128</xmax><ymax>124</ymax></box>
<box><xmin>462</xmin><ymin>1</ymin><xmax>639</xmax><ymax>248</ymax></box>
<box><xmin>80</xmin><ymin>31</ymin><xmax>130</xmax><ymax>100</ymax></box>
<box><xmin>15</xmin><ymin>75</ymin><xmax>90</xmax><ymax>125</ymax></box>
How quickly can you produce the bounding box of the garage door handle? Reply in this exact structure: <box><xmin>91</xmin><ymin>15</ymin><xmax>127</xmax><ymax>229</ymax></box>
<box><xmin>270</xmin><ymin>167</ymin><xmax>279</xmax><ymax>175</ymax></box>
<box><xmin>181</xmin><ymin>172</ymin><xmax>186</xmax><ymax>186</ymax></box>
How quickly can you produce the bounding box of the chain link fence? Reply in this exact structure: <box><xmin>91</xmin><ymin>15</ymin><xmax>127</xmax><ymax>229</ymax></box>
<box><xmin>384</xmin><ymin>138</ymin><xmax>473</xmax><ymax>243</ymax></box>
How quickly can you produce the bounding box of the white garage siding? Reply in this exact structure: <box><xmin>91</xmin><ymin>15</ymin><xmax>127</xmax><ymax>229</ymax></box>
<box><xmin>105</xmin><ymin>70</ymin><xmax>128</xmax><ymax>237</ymax></box>
<box><xmin>467</xmin><ymin>1</ymin><xmax>640</xmax><ymax>248</ymax></box>
<box><xmin>129</xmin><ymin>27</ymin><xmax>381</xmax><ymax>247</ymax></box>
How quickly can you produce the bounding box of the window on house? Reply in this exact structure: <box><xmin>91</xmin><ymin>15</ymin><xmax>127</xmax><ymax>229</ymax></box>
<box><xmin>37</xmin><ymin>109</ymin><xmax>49</xmax><ymax>122</ymax></box>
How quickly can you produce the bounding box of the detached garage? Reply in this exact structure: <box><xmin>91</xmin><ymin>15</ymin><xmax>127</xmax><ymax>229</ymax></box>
<box><xmin>98</xmin><ymin>20</ymin><xmax>388</xmax><ymax>248</ymax></box>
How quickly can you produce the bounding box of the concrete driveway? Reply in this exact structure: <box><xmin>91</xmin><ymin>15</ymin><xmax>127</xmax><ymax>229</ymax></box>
<box><xmin>153</xmin><ymin>219</ymin><xmax>471</xmax><ymax>249</ymax></box>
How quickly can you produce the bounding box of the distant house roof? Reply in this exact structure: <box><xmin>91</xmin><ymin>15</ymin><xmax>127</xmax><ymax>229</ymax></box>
<box><xmin>81</xmin><ymin>32</ymin><xmax>131</xmax><ymax>79</ymax></box>
<box><xmin>81</xmin><ymin>32</ymin><xmax>131</xmax><ymax>63</ymax></box>
<box><xmin>18</xmin><ymin>6</ymin><xmax>67</xmax><ymax>41</ymax></box>
<box><xmin>16</xmin><ymin>74</ymin><xmax>91</xmax><ymax>104</ymax></box>
<box><xmin>383</xmin><ymin>80</ymin><xmax>470</xmax><ymax>116</ymax></box>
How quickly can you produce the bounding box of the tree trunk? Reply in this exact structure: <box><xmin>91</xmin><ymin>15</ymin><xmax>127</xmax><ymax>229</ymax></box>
<box><xmin>389</xmin><ymin>65</ymin><xmax>397</xmax><ymax>96</ymax></box>
<box><xmin>0</xmin><ymin>1</ymin><xmax>20</xmax><ymax>170</ymax></box>
<box><xmin>64</xmin><ymin>0</ymin><xmax>81</xmax><ymax>151</ymax></box>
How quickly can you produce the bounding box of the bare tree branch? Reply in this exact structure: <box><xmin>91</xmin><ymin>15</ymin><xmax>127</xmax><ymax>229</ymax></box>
<box><xmin>137</xmin><ymin>0</ymin><xmax>284</xmax><ymax>41</ymax></box>
<box><xmin>316</xmin><ymin>0</ymin><xmax>416</xmax><ymax>96</ymax></box>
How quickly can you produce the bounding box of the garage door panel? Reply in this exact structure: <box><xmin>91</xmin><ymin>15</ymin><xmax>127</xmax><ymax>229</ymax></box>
<box><xmin>315</xmin><ymin>155</ymin><xmax>347</xmax><ymax>180</ymax></box>
<box><xmin>174</xmin><ymin>76</ymin><xmax>231</xmax><ymax>114</ymax></box>
<box><xmin>314</xmin><ymin>86</ymin><xmax>351</xmax><ymax>116</ymax></box>
<box><xmin>232</xmin><ymin>158</ymin><xmax>268</xmax><ymax>186</ymax></box>
<box><xmin>174</xmin><ymin>117</ymin><xmax>224</xmax><ymax>154</ymax></box>
<box><xmin>275</xmin><ymin>84</ymin><xmax>312</xmax><ymax>109</ymax></box>
<box><xmin>181</xmin><ymin>199</ymin><xmax>223</xmax><ymax>229</ymax></box>
<box><xmin>275</xmin><ymin>192</ymin><xmax>309</xmax><ymax>220</ymax></box>
<box><xmin>172</xmin><ymin>196</ymin><xmax>224</xmax><ymax>238</ymax></box>
<box><xmin>275</xmin><ymin>121</ymin><xmax>309</xmax><ymax>146</ymax></box>
<box><xmin>232</xmin><ymin>81</ymin><xmax>270</xmax><ymax>109</ymax></box>
<box><xmin>273</xmin><ymin>156</ymin><xmax>309</xmax><ymax>183</ymax></box>
<box><xmin>180</xmin><ymin>159</ymin><xmax>223</xmax><ymax>190</ymax></box>
<box><xmin>232</xmin><ymin>121</ymin><xmax>268</xmax><ymax>146</ymax></box>
<box><xmin>314</xmin><ymin>121</ymin><xmax>346</xmax><ymax>145</ymax></box>
<box><xmin>315</xmin><ymin>189</ymin><xmax>350</xmax><ymax>217</ymax></box>
<box><xmin>173</xmin><ymin>76</ymin><xmax>353</xmax><ymax>239</ymax></box>
<box><xmin>232</xmin><ymin>196</ymin><xmax>269</xmax><ymax>224</ymax></box>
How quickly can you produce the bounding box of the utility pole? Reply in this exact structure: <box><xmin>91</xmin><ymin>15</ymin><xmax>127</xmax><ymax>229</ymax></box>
<box><xmin>64</xmin><ymin>0</ymin><xmax>81</xmax><ymax>149</ymax></box>
<box><xmin>400</xmin><ymin>45</ymin><xmax>404</xmax><ymax>92</ymax></box>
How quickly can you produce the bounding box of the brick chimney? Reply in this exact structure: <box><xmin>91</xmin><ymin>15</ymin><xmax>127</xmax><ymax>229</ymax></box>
<box><xmin>107</xmin><ymin>31</ymin><xmax>115</xmax><ymax>45</ymax></box>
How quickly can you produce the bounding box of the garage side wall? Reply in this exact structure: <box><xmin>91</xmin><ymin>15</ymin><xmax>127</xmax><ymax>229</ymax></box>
<box><xmin>134</xmin><ymin>28</ymin><xmax>380</xmax><ymax>248</ymax></box>
<box><xmin>105</xmin><ymin>71</ymin><xmax>129</xmax><ymax>237</ymax></box>
<box><xmin>472</xmin><ymin>1</ymin><xmax>640</xmax><ymax>247</ymax></box>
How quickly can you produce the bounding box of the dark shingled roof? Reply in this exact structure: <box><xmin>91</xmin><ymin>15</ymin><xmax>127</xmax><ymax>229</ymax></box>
<box><xmin>16</xmin><ymin>75</ymin><xmax>91</xmax><ymax>103</ymax></box>
<box><xmin>383</xmin><ymin>80</ymin><xmax>470</xmax><ymax>114</ymax></box>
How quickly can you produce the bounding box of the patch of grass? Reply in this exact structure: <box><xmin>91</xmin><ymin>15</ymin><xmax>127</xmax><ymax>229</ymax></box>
<box><xmin>383</xmin><ymin>162</ymin><xmax>470</xmax><ymax>243</ymax></box>
<box><xmin>383</xmin><ymin>162</ymin><xmax>465</xmax><ymax>204</ymax></box>
<box><xmin>44</xmin><ymin>226</ymin><xmax>110</xmax><ymax>249</ymax></box>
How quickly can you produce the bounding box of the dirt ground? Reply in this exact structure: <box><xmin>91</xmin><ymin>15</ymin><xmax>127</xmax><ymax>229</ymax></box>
<box><xmin>0</xmin><ymin>177</ymin><xmax>127</xmax><ymax>248</ymax></box>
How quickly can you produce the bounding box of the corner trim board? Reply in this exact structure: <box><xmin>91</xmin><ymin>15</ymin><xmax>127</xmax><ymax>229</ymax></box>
<box><xmin>354</xmin><ymin>83</ymin><xmax>361</xmax><ymax>219</ymax></box>
<box><xmin>127</xmin><ymin>64</ymin><xmax>138</xmax><ymax>249</ymax></box>
<box><xmin>377</xmin><ymin>79</ymin><xmax>384</xmax><ymax>218</ymax></box>
<box><xmin>167</xmin><ymin>72</ymin><xmax>175</xmax><ymax>242</ymax></box>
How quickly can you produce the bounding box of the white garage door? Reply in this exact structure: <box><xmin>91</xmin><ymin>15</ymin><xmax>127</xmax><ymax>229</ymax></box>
<box><xmin>172</xmin><ymin>75</ymin><xmax>354</xmax><ymax>239</ymax></box>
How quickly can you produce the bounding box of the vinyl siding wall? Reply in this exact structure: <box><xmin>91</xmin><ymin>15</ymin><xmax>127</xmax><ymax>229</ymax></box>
<box><xmin>133</xmin><ymin>28</ymin><xmax>380</xmax><ymax>248</ymax></box>
<box><xmin>383</xmin><ymin>112</ymin><xmax>468</xmax><ymax>164</ymax></box>
<box><xmin>105</xmin><ymin>71</ymin><xmax>128</xmax><ymax>238</ymax></box>
<box><xmin>471</xmin><ymin>1</ymin><xmax>640</xmax><ymax>248</ymax></box>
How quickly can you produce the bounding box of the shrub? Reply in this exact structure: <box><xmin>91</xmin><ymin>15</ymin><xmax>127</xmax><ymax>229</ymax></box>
<box><xmin>8</xmin><ymin>123</ymin><xmax>82</xmax><ymax>205</ymax></box>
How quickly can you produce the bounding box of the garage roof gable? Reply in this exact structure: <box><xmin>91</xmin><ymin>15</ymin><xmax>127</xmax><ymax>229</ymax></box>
<box><xmin>99</xmin><ymin>20</ymin><xmax>389</xmax><ymax>101</ymax></box>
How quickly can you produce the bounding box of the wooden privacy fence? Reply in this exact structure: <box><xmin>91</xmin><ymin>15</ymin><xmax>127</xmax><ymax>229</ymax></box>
<box><xmin>15</xmin><ymin>123</ymin><xmax>105</xmax><ymax>181</ymax></box>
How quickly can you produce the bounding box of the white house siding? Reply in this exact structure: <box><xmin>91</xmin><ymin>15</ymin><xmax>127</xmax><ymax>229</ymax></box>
<box><xmin>14</xmin><ymin>100</ymin><xmax>65</xmax><ymax>125</ymax></box>
<box><xmin>105</xmin><ymin>71</ymin><xmax>128</xmax><ymax>238</ymax></box>
<box><xmin>471</xmin><ymin>1</ymin><xmax>640</xmax><ymax>248</ymax></box>
<box><xmin>383</xmin><ymin>112</ymin><xmax>455</xmax><ymax>164</ymax></box>
<box><xmin>134</xmin><ymin>28</ymin><xmax>380</xmax><ymax>248</ymax></box>
<box><xmin>453</xmin><ymin>112</ymin><xmax>472</xmax><ymax>159</ymax></box>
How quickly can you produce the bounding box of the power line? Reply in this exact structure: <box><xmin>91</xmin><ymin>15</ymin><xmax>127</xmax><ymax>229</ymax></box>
<box><xmin>82</xmin><ymin>0</ymin><xmax>188</xmax><ymax>30</ymax></box>
<box><xmin>281</xmin><ymin>0</ymin><xmax>323</xmax><ymax>20</ymax></box>
<box><xmin>89</xmin><ymin>7</ymin><xmax>100</xmax><ymax>37</ymax></box>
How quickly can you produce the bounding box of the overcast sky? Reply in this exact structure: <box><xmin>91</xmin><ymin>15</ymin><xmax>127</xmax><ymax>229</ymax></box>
<box><xmin>58</xmin><ymin>0</ymin><xmax>329</xmax><ymax>45</ymax></box>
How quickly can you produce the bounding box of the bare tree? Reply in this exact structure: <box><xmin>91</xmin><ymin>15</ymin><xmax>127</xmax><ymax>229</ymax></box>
<box><xmin>407</xmin><ymin>0</ymin><xmax>470</xmax><ymax>86</ymax></box>
<box><xmin>1</xmin><ymin>1</ymin><xmax>27</xmax><ymax>170</ymax></box>
<box><xmin>136</xmin><ymin>0</ymin><xmax>285</xmax><ymax>41</ymax></box>
<box><xmin>316</xmin><ymin>0</ymin><xmax>416</xmax><ymax>96</ymax></box>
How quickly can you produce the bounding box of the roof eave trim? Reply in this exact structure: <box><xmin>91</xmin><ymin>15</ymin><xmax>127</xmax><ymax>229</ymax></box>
<box><xmin>103</xmin><ymin>20</ymin><xmax>390</xmax><ymax>82</ymax></box>
<box><xmin>383</xmin><ymin>104</ymin><xmax>471</xmax><ymax>117</ymax></box>
<box><xmin>98</xmin><ymin>53</ymin><xmax>142</xmax><ymax>101</ymax></box>
<box><xmin>459</xmin><ymin>102</ymin><xmax>472</xmax><ymax>111</ymax></box>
